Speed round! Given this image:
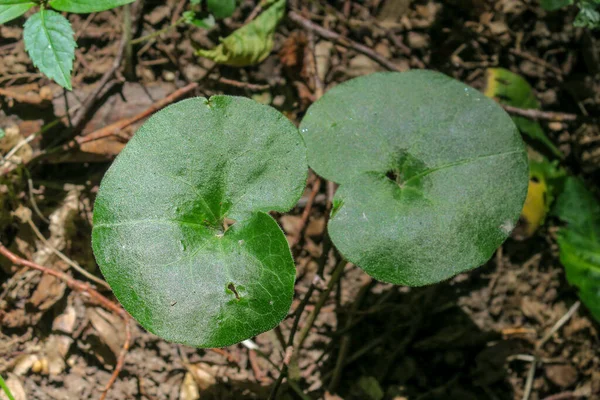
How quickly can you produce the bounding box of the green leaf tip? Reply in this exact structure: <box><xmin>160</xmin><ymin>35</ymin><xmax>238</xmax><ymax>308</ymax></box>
<box><xmin>0</xmin><ymin>3</ymin><xmax>34</xmax><ymax>25</ymax></box>
<box><xmin>49</xmin><ymin>0</ymin><xmax>136</xmax><ymax>13</ymax></box>
<box><xmin>300</xmin><ymin>70</ymin><xmax>529</xmax><ymax>286</ymax></box>
<box><xmin>92</xmin><ymin>95</ymin><xmax>307</xmax><ymax>348</ymax></box>
<box><xmin>23</xmin><ymin>8</ymin><xmax>76</xmax><ymax>90</ymax></box>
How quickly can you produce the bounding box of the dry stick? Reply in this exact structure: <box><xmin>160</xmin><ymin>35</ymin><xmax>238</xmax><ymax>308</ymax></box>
<box><xmin>71</xmin><ymin>24</ymin><xmax>129</xmax><ymax>131</ymax></box>
<box><xmin>268</xmin><ymin>235</ymin><xmax>332</xmax><ymax>399</ymax></box>
<box><xmin>268</xmin><ymin>257</ymin><xmax>346</xmax><ymax>400</ymax></box>
<box><xmin>72</xmin><ymin>82</ymin><xmax>199</xmax><ymax>146</ymax></box>
<box><xmin>0</xmin><ymin>244</ymin><xmax>130</xmax><ymax>400</ymax></box>
<box><xmin>502</xmin><ymin>104</ymin><xmax>596</xmax><ymax>124</ymax></box>
<box><xmin>296</xmin><ymin>259</ymin><xmax>347</xmax><ymax>350</ymax></box>
<box><xmin>24</xmin><ymin>214</ymin><xmax>111</xmax><ymax>290</ymax></box>
<box><xmin>27</xmin><ymin>179</ymin><xmax>50</xmax><ymax>224</ymax></box>
<box><xmin>541</xmin><ymin>392</ymin><xmax>578</xmax><ymax>400</ymax></box>
<box><xmin>328</xmin><ymin>278</ymin><xmax>372</xmax><ymax>392</ymax></box>
<box><xmin>287</xmin><ymin>11</ymin><xmax>400</xmax><ymax>72</ymax></box>
<box><xmin>217</xmin><ymin>77</ymin><xmax>270</xmax><ymax>91</ymax></box>
<box><xmin>290</xmin><ymin>177</ymin><xmax>321</xmax><ymax>248</ymax></box>
<box><xmin>522</xmin><ymin>301</ymin><xmax>581</xmax><ymax>400</ymax></box>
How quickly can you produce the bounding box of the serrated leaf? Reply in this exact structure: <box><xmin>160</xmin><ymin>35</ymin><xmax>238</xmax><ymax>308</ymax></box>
<box><xmin>49</xmin><ymin>0</ymin><xmax>135</xmax><ymax>13</ymax></box>
<box><xmin>23</xmin><ymin>9</ymin><xmax>75</xmax><ymax>90</ymax></box>
<box><xmin>0</xmin><ymin>3</ymin><xmax>33</xmax><ymax>24</ymax></box>
<box><xmin>300</xmin><ymin>71</ymin><xmax>529</xmax><ymax>286</ymax></box>
<box><xmin>207</xmin><ymin>0</ymin><xmax>235</xmax><ymax>19</ymax></box>
<box><xmin>484</xmin><ymin>68</ymin><xmax>562</xmax><ymax>158</ymax></box>
<box><xmin>196</xmin><ymin>0</ymin><xmax>285</xmax><ymax>66</ymax></box>
<box><xmin>555</xmin><ymin>177</ymin><xmax>600</xmax><ymax>321</ymax></box>
<box><xmin>92</xmin><ymin>96</ymin><xmax>307</xmax><ymax>348</ymax></box>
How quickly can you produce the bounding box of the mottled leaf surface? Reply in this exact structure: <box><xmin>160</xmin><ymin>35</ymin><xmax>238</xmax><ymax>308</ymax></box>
<box><xmin>300</xmin><ymin>71</ymin><xmax>528</xmax><ymax>286</ymax></box>
<box><xmin>23</xmin><ymin>9</ymin><xmax>75</xmax><ymax>90</ymax></box>
<box><xmin>92</xmin><ymin>96</ymin><xmax>307</xmax><ymax>347</ymax></box>
<box><xmin>0</xmin><ymin>2</ymin><xmax>33</xmax><ymax>24</ymax></box>
<box><xmin>49</xmin><ymin>0</ymin><xmax>135</xmax><ymax>13</ymax></box>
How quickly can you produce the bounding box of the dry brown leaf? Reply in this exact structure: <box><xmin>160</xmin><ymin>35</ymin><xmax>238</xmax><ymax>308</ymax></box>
<box><xmin>185</xmin><ymin>362</ymin><xmax>217</xmax><ymax>391</ymax></box>
<box><xmin>278</xmin><ymin>31</ymin><xmax>308</xmax><ymax>68</ymax></box>
<box><xmin>179</xmin><ymin>372</ymin><xmax>200</xmax><ymax>400</ymax></box>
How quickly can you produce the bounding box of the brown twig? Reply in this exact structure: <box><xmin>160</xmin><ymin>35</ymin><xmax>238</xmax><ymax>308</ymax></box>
<box><xmin>328</xmin><ymin>278</ymin><xmax>372</xmax><ymax>392</ymax></box>
<box><xmin>541</xmin><ymin>393</ymin><xmax>579</xmax><ymax>400</ymax></box>
<box><xmin>509</xmin><ymin>49</ymin><xmax>563</xmax><ymax>79</ymax></box>
<box><xmin>217</xmin><ymin>77</ymin><xmax>270</xmax><ymax>91</ymax></box>
<box><xmin>248</xmin><ymin>349</ymin><xmax>267</xmax><ymax>383</ymax></box>
<box><xmin>71</xmin><ymin>16</ymin><xmax>131</xmax><ymax>131</ymax></box>
<box><xmin>99</xmin><ymin>321</ymin><xmax>131</xmax><ymax>400</ymax></box>
<box><xmin>71</xmin><ymin>82</ymin><xmax>199</xmax><ymax>146</ymax></box>
<box><xmin>288</xmin><ymin>11</ymin><xmax>400</xmax><ymax>72</ymax></box>
<box><xmin>502</xmin><ymin>104</ymin><xmax>594</xmax><ymax>123</ymax></box>
<box><xmin>0</xmin><ymin>244</ymin><xmax>129</xmax><ymax>399</ymax></box>
<box><xmin>290</xmin><ymin>177</ymin><xmax>321</xmax><ymax>248</ymax></box>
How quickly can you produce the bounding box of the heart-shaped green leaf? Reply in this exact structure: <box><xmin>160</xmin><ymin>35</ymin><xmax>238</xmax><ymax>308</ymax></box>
<box><xmin>23</xmin><ymin>8</ymin><xmax>76</xmax><ymax>90</ymax></box>
<box><xmin>0</xmin><ymin>3</ymin><xmax>33</xmax><ymax>24</ymax></box>
<box><xmin>300</xmin><ymin>71</ymin><xmax>528</xmax><ymax>286</ymax></box>
<box><xmin>49</xmin><ymin>0</ymin><xmax>135</xmax><ymax>13</ymax></box>
<box><xmin>92</xmin><ymin>96</ymin><xmax>307</xmax><ymax>348</ymax></box>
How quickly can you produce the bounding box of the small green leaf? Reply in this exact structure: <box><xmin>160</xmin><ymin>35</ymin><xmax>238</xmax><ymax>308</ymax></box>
<box><xmin>23</xmin><ymin>8</ymin><xmax>76</xmax><ymax>90</ymax></box>
<box><xmin>0</xmin><ymin>0</ymin><xmax>34</xmax><ymax>5</ymax></box>
<box><xmin>49</xmin><ymin>0</ymin><xmax>135</xmax><ymax>13</ymax></box>
<box><xmin>0</xmin><ymin>373</ymin><xmax>16</xmax><ymax>400</ymax></box>
<box><xmin>0</xmin><ymin>128</ymin><xmax>5</xmax><ymax>139</ymax></box>
<box><xmin>197</xmin><ymin>0</ymin><xmax>285</xmax><ymax>66</ymax></box>
<box><xmin>92</xmin><ymin>96</ymin><xmax>307</xmax><ymax>348</ymax></box>
<box><xmin>207</xmin><ymin>0</ymin><xmax>236</xmax><ymax>19</ymax></box>
<box><xmin>554</xmin><ymin>177</ymin><xmax>600</xmax><ymax>321</ymax></box>
<box><xmin>0</xmin><ymin>3</ymin><xmax>33</xmax><ymax>24</ymax></box>
<box><xmin>484</xmin><ymin>68</ymin><xmax>562</xmax><ymax>158</ymax></box>
<box><xmin>575</xmin><ymin>1</ymin><xmax>600</xmax><ymax>28</ymax></box>
<box><xmin>300</xmin><ymin>71</ymin><xmax>529</xmax><ymax>286</ymax></box>
<box><xmin>540</xmin><ymin>0</ymin><xmax>573</xmax><ymax>11</ymax></box>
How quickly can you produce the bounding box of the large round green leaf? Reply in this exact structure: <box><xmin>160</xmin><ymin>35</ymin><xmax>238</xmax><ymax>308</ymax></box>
<box><xmin>92</xmin><ymin>96</ymin><xmax>307</xmax><ymax>347</ymax></box>
<box><xmin>300</xmin><ymin>71</ymin><xmax>528</xmax><ymax>286</ymax></box>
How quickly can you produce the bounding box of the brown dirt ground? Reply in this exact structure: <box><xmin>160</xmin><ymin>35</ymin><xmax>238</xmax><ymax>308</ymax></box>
<box><xmin>1</xmin><ymin>0</ymin><xmax>599</xmax><ymax>399</ymax></box>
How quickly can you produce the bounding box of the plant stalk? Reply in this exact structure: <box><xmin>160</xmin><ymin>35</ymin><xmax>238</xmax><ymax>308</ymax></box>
<box><xmin>0</xmin><ymin>373</ymin><xmax>15</xmax><ymax>400</ymax></box>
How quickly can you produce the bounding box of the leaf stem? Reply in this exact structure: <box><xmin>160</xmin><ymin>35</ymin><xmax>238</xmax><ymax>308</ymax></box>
<box><xmin>130</xmin><ymin>17</ymin><xmax>186</xmax><ymax>45</ymax></box>
<box><xmin>0</xmin><ymin>373</ymin><xmax>15</xmax><ymax>400</ymax></box>
<box><xmin>268</xmin><ymin>255</ymin><xmax>347</xmax><ymax>399</ymax></box>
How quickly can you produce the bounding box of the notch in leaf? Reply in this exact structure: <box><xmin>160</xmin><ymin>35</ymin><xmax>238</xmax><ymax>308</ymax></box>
<box><xmin>300</xmin><ymin>71</ymin><xmax>529</xmax><ymax>286</ymax></box>
<box><xmin>92</xmin><ymin>96</ymin><xmax>307</xmax><ymax>348</ymax></box>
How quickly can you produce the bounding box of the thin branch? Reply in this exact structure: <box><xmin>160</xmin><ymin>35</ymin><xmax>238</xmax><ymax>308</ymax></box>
<box><xmin>268</xmin><ymin>256</ymin><xmax>346</xmax><ymax>400</ymax></box>
<box><xmin>0</xmin><ymin>244</ymin><xmax>129</xmax><ymax>399</ymax></box>
<box><xmin>217</xmin><ymin>77</ymin><xmax>270</xmax><ymax>91</ymax></box>
<box><xmin>71</xmin><ymin>82</ymin><xmax>199</xmax><ymax>146</ymax></box>
<box><xmin>502</xmin><ymin>105</ymin><xmax>595</xmax><ymax>124</ymax></box>
<box><xmin>288</xmin><ymin>11</ymin><xmax>400</xmax><ymax>72</ymax></box>
<box><xmin>537</xmin><ymin>301</ymin><xmax>581</xmax><ymax>350</ymax></box>
<box><xmin>24</xmin><ymin>213</ymin><xmax>110</xmax><ymax>290</ymax></box>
